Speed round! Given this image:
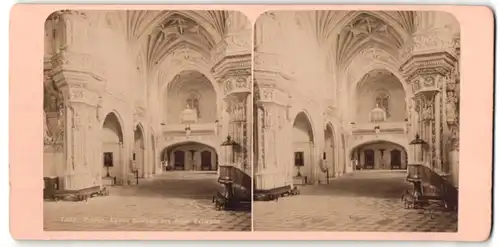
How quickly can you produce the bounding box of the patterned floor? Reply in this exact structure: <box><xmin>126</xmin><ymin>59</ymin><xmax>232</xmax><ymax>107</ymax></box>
<box><xmin>253</xmin><ymin>170</ymin><xmax>458</xmax><ymax>232</ymax></box>
<box><xmin>44</xmin><ymin>171</ymin><xmax>251</xmax><ymax>231</ymax></box>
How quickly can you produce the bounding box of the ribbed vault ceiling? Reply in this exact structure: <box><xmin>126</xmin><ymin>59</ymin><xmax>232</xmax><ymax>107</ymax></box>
<box><xmin>101</xmin><ymin>10</ymin><xmax>229</xmax><ymax>69</ymax></box>
<box><xmin>293</xmin><ymin>11</ymin><xmax>416</xmax><ymax>71</ymax></box>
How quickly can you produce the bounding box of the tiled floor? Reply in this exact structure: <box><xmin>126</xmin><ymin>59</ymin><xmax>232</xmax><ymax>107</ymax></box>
<box><xmin>253</xmin><ymin>170</ymin><xmax>458</xmax><ymax>232</ymax></box>
<box><xmin>44</xmin><ymin>171</ymin><xmax>251</xmax><ymax>231</ymax></box>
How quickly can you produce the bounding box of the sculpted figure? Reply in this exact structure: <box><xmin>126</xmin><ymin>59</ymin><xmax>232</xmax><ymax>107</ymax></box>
<box><xmin>446</xmin><ymin>91</ymin><xmax>459</xmax><ymax>124</ymax></box>
<box><xmin>43</xmin><ymin>111</ymin><xmax>53</xmax><ymax>144</ymax></box>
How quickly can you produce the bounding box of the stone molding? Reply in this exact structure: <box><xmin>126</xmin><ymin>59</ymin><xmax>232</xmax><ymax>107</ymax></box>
<box><xmin>211</xmin><ymin>29</ymin><xmax>251</xmax><ymax>66</ymax></box>
<box><xmin>400</xmin><ymin>29</ymin><xmax>459</xmax><ymax>63</ymax></box>
<box><xmin>51</xmin><ymin>51</ymin><xmax>106</xmax><ymax>81</ymax></box>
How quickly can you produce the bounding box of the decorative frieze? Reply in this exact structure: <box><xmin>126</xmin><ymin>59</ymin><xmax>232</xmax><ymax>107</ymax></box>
<box><xmin>400</xmin><ymin>29</ymin><xmax>459</xmax><ymax>63</ymax></box>
<box><xmin>211</xmin><ymin>30</ymin><xmax>251</xmax><ymax>68</ymax></box>
<box><xmin>51</xmin><ymin>51</ymin><xmax>106</xmax><ymax>82</ymax></box>
<box><xmin>256</xmin><ymin>85</ymin><xmax>290</xmax><ymax>107</ymax></box>
<box><xmin>222</xmin><ymin>74</ymin><xmax>252</xmax><ymax>96</ymax></box>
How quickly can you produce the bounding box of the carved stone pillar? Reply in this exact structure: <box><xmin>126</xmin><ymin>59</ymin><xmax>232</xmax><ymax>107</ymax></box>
<box><xmin>50</xmin><ymin>10</ymin><xmax>106</xmax><ymax>190</ymax></box>
<box><xmin>254</xmin><ymin>83</ymin><xmax>291</xmax><ymax>190</ymax></box>
<box><xmin>212</xmin><ymin>28</ymin><xmax>252</xmax><ymax>175</ymax></box>
<box><xmin>400</xmin><ymin>19</ymin><xmax>459</xmax><ymax>175</ymax></box>
<box><xmin>253</xmin><ymin>50</ymin><xmax>294</xmax><ymax>190</ymax></box>
<box><xmin>54</xmin><ymin>10</ymin><xmax>90</xmax><ymax>53</ymax></box>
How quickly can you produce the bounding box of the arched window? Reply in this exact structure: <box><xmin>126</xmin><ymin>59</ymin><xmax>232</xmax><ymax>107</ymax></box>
<box><xmin>186</xmin><ymin>93</ymin><xmax>200</xmax><ymax>117</ymax></box>
<box><xmin>375</xmin><ymin>91</ymin><xmax>390</xmax><ymax>117</ymax></box>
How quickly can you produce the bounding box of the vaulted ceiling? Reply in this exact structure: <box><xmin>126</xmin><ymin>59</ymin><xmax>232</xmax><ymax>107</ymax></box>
<box><xmin>100</xmin><ymin>10</ymin><xmax>229</xmax><ymax>69</ymax></box>
<box><xmin>293</xmin><ymin>11</ymin><xmax>416</xmax><ymax>72</ymax></box>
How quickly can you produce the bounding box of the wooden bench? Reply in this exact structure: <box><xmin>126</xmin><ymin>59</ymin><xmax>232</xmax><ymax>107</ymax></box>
<box><xmin>52</xmin><ymin>185</ymin><xmax>109</xmax><ymax>202</ymax></box>
<box><xmin>254</xmin><ymin>185</ymin><xmax>300</xmax><ymax>201</ymax></box>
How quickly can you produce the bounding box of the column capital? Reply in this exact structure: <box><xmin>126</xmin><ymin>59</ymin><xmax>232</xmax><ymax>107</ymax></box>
<box><xmin>219</xmin><ymin>72</ymin><xmax>251</xmax><ymax>98</ymax></box>
<box><xmin>400</xmin><ymin>28</ymin><xmax>459</xmax><ymax>87</ymax></box>
<box><xmin>51</xmin><ymin>51</ymin><xmax>106</xmax><ymax>81</ymax></box>
<box><xmin>211</xmin><ymin>30</ymin><xmax>251</xmax><ymax>80</ymax></box>
<box><xmin>53</xmin><ymin>10</ymin><xmax>91</xmax><ymax>53</ymax></box>
<box><xmin>255</xmin><ymin>82</ymin><xmax>290</xmax><ymax>107</ymax></box>
<box><xmin>50</xmin><ymin>51</ymin><xmax>106</xmax><ymax>98</ymax></box>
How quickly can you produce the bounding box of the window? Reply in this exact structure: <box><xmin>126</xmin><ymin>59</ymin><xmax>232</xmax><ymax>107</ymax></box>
<box><xmin>375</xmin><ymin>91</ymin><xmax>390</xmax><ymax>117</ymax></box>
<box><xmin>186</xmin><ymin>94</ymin><xmax>200</xmax><ymax>117</ymax></box>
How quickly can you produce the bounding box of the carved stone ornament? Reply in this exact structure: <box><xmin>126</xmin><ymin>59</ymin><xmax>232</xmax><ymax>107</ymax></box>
<box><xmin>414</xmin><ymin>98</ymin><xmax>421</xmax><ymax>113</ymax></box>
<box><xmin>423</xmin><ymin>76</ymin><xmax>435</xmax><ymax>87</ymax></box>
<box><xmin>211</xmin><ymin>40</ymin><xmax>228</xmax><ymax>65</ymax></box>
<box><xmin>445</xmin><ymin>90</ymin><xmax>459</xmax><ymax>125</ymax></box>
<box><xmin>223</xmin><ymin>75</ymin><xmax>251</xmax><ymax>96</ymax></box>
<box><xmin>421</xmin><ymin>100</ymin><xmax>434</xmax><ymax>122</ymax></box>
<box><xmin>402</xmin><ymin>29</ymin><xmax>456</xmax><ymax>61</ymax></box>
<box><xmin>51</xmin><ymin>51</ymin><xmax>106</xmax><ymax>80</ymax></box>
<box><xmin>225</xmin><ymin>31</ymin><xmax>252</xmax><ymax>53</ymax></box>
<box><xmin>412</xmin><ymin>79</ymin><xmax>421</xmax><ymax>93</ymax></box>
<box><xmin>449</xmin><ymin>126</ymin><xmax>459</xmax><ymax>151</ymax></box>
<box><xmin>262</xmin><ymin>89</ymin><xmax>273</xmax><ymax>101</ymax></box>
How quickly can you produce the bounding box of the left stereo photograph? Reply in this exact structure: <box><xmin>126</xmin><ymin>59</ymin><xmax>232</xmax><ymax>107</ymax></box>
<box><xmin>43</xmin><ymin>10</ymin><xmax>253</xmax><ymax>231</ymax></box>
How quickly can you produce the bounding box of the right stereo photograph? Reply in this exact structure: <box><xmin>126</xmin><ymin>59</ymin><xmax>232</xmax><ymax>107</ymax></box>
<box><xmin>252</xmin><ymin>11</ymin><xmax>460</xmax><ymax>232</ymax></box>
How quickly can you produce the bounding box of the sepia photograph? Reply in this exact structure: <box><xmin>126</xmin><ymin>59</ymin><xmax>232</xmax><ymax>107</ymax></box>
<box><xmin>253</xmin><ymin>11</ymin><xmax>460</xmax><ymax>232</ymax></box>
<box><xmin>43</xmin><ymin>10</ymin><xmax>252</xmax><ymax>231</ymax></box>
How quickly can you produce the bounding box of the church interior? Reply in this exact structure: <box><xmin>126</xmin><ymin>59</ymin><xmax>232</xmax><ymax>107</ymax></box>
<box><xmin>253</xmin><ymin>10</ymin><xmax>460</xmax><ymax>194</ymax></box>
<box><xmin>42</xmin><ymin>10</ymin><xmax>252</xmax><ymax>223</ymax></box>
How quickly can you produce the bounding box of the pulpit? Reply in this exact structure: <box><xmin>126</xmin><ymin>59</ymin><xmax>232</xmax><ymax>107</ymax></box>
<box><xmin>213</xmin><ymin>164</ymin><xmax>251</xmax><ymax>211</ymax></box>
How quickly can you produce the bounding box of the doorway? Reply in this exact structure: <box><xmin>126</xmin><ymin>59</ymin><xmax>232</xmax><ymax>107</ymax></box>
<box><xmin>364</xmin><ymin>149</ymin><xmax>375</xmax><ymax>169</ymax></box>
<box><xmin>390</xmin><ymin>149</ymin><xmax>402</xmax><ymax>169</ymax></box>
<box><xmin>201</xmin><ymin>151</ymin><xmax>212</xmax><ymax>170</ymax></box>
<box><xmin>174</xmin><ymin>151</ymin><xmax>185</xmax><ymax>170</ymax></box>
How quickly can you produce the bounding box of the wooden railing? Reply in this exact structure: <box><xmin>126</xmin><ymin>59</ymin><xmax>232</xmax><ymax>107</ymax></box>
<box><xmin>213</xmin><ymin>165</ymin><xmax>251</xmax><ymax>210</ymax></box>
<box><xmin>218</xmin><ymin>165</ymin><xmax>251</xmax><ymax>200</ymax></box>
<box><xmin>406</xmin><ymin>164</ymin><xmax>458</xmax><ymax>210</ymax></box>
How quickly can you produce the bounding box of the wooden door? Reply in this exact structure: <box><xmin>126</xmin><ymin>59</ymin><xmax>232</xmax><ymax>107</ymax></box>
<box><xmin>364</xmin><ymin>150</ymin><xmax>375</xmax><ymax>169</ymax></box>
<box><xmin>201</xmin><ymin>151</ymin><xmax>212</xmax><ymax>170</ymax></box>
<box><xmin>174</xmin><ymin>151</ymin><xmax>185</xmax><ymax>170</ymax></box>
<box><xmin>390</xmin><ymin>149</ymin><xmax>402</xmax><ymax>169</ymax></box>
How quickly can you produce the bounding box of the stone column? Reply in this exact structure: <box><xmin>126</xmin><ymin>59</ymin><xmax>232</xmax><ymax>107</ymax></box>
<box><xmin>212</xmin><ymin>24</ymin><xmax>252</xmax><ymax>175</ymax></box>
<box><xmin>50</xmin><ymin>10</ymin><xmax>106</xmax><ymax>190</ymax></box>
<box><xmin>400</xmin><ymin>13</ymin><xmax>459</xmax><ymax>175</ymax></box>
<box><xmin>254</xmin><ymin>81</ymin><xmax>291</xmax><ymax>190</ymax></box>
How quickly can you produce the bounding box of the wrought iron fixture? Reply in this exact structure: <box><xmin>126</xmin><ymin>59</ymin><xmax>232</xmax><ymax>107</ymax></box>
<box><xmin>409</xmin><ymin>133</ymin><xmax>427</xmax><ymax>145</ymax></box>
<box><xmin>221</xmin><ymin>135</ymin><xmax>238</xmax><ymax>146</ymax></box>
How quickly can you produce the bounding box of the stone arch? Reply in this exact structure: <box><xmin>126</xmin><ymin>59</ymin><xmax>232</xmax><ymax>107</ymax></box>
<box><xmin>350</xmin><ymin>68</ymin><xmax>408</xmax><ymax>123</ymax></box>
<box><xmin>101</xmin><ymin>111</ymin><xmax>126</xmax><ymax>180</ymax></box>
<box><xmin>158</xmin><ymin>58</ymin><xmax>216</xmax><ymax>92</ymax></box>
<box><xmin>160</xmin><ymin>140</ymin><xmax>219</xmax><ymax>171</ymax></box>
<box><xmin>162</xmin><ymin>70</ymin><xmax>218</xmax><ymax>124</ymax></box>
<box><xmin>100</xmin><ymin>110</ymin><xmax>125</xmax><ymax>140</ymax></box>
<box><xmin>349</xmin><ymin>139</ymin><xmax>409</xmax><ymax>170</ymax></box>
<box><xmin>160</xmin><ymin>139</ymin><xmax>220</xmax><ymax>155</ymax></box>
<box><xmin>292</xmin><ymin>111</ymin><xmax>315</xmax><ymax>143</ymax></box>
<box><xmin>348</xmin><ymin>60</ymin><xmax>410</xmax><ymax>97</ymax></box>
<box><xmin>349</xmin><ymin>135</ymin><xmax>410</xmax><ymax>159</ymax></box>
<box><xmin>133</xmin><ymin>122</ymin><xmax>147</xmax><ymax>177</ymax></box>
<box><xmin>291</xmin><ymin>111</ymin><xmax>316</xmax><ymax>181</ymax></box>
